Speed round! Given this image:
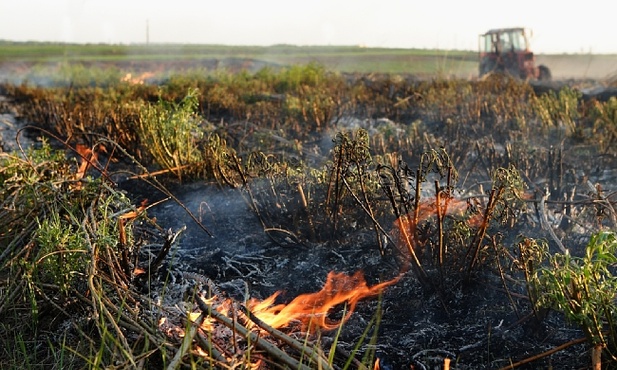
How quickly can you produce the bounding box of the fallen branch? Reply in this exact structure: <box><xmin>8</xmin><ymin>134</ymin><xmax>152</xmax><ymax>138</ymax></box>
<box><xmin>239</xmin><ymin>304</ymin><xmax>337</xmax><ymax>370</ymax></box>
<box><xmin>195</xmin><ymin>330</ymin><xmax>231</xmax><ymax>367</ymax></box>
<box><xmin>147</xmin><ymin>226</ymin><xmax>186</xmax><ymax>275</ymax></box>
<box><xmin>196</xmin><ymin>294</ymin><xmax>314</xmax><ymax>370</ymax></box>
<box><xmin>128</xmin><ymin>164</ymin><xmax>193</xmax><ymax>180</ymax></box>
<box><xmin>167</xmin><ymin>313</ymin><xmax>206</xmax><ymax>370</ymax></box>
<box><xmin>498</xmin><ymin>336</ymin><xmax>588</xmax><ymax>369</ymax></box>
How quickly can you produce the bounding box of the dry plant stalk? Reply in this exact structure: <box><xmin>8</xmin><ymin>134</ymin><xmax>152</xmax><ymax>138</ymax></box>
<box><xmin>195</xmin><ymin>295</ymin><xmax>320</xmax><ymax>370</ymax></box>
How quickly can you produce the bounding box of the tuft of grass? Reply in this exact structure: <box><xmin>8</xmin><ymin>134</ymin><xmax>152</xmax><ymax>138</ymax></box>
<box><xmin>137</xmin><ymin>87</ymin><xmax>204</xmax><ymax>181</ymax></box>
<box><xmin>0</xmin><ymin>141</ymin><xmax>165</xmax><ymax>369</ymax></box>
<box><xmin>591</xmin><ymin>96</ymin><xmax>617</xmax><ymax>154</ymax></box>
<box><xmin>532</xmin><ymin>86</ymin><xmax>582</xmax><ymax>136</ymax></box>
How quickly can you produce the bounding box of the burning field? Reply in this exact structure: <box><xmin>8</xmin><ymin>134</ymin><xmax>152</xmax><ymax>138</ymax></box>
<box><xmin>1</xmin><ymin>62</ymin><xmax>617</xmax><ymax>369</ymax></box>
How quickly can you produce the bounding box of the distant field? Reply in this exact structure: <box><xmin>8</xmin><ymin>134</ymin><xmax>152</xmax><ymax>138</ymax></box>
<box><xmin>0</xmin><ymin>41</ymin><xmax>616</xmax><ymax>80</ymax></box>
<box><xmin>536</xmin><ymin>54</ymin><xmax>617</xmax><ymax>80</ymax></box>
<box><xmin>0</xmin><ymin>41</ymin><xmax>478</xmax><ymax>76</ymax></box>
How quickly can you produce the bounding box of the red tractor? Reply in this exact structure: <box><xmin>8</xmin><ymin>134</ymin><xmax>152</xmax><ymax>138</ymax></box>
<box><xmin>479</xmin><ymin>27</ymin><xmax>551</xmax><ymax>81</ymax></box>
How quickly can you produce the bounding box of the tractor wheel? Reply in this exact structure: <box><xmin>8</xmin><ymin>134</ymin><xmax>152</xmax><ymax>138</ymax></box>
<box><xmin>538</xmin><ymin>65</ymin><xmax>552</xmax><ymax>81</ymax></box>
<box><xmin>479</xmin><ymin>58</ymin><xmax>497</xmax><ymax>78</ymax></box>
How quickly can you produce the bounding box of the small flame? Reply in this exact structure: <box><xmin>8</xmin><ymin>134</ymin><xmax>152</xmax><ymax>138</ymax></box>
<box><xmin>159</xmin><ymin>271</ymin><xmax>400</xmax><ymax>356</ymax></box>
<box><xmin>248</xmin><ymin>270</ymin><xmax>400</xmax><ymax>332</ymax></box>
<box><xmin>415</xmin><ymin>196</ymin><xmax>474</xmax><ymax>222</ymax></box>
<box><xmin>118</xmin><ymin>199</ymin><xmax>148</xmax><ymax>221</ymax></box>
<box><xmin>394</xmin><ymin>196</ymin><xmax>483</xmax><ymax>234</ymax></box>
<box><xmin>392</xmin><ymin>196</ymin><xmax>484</xmax><ymax>266</ymax></box>
<box><xmin>121</xmin><ymin>72</ymin><xmax>155</xmax><ymax>85</ymax></box>
<box><xmin>75</xmin><ymin>143</ymin><xmax>98</xmax><ymax>180</ymax></box>
<box><xmin>158</xmin><ymin>316</ymin><xmax>186</xmax><ymax>339</ymax></box>
<box><xmin>118</xmin><ymin>199</ymin><xmax>148</xmax><ymax>246</ymax></box>
<box><xmin>72</xmin><ymin>143</ymin><xmax>107</xmax><ymax>190</ymax></box>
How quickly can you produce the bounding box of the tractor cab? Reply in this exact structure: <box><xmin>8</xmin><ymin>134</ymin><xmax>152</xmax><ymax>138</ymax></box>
<box><xmin>479</xmin><ymin>27</ymin><xmax>551</xmax><ymax>80</ymax></box>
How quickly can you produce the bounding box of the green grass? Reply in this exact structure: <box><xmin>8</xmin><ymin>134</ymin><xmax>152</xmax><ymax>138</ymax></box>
<box><xmin>0</xmin><ymin>40</ymin><xmax>478</xmax><ymax>75</ymax></box>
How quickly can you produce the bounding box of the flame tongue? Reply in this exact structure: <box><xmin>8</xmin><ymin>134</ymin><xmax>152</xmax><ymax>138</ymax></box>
<box><xmin>393</xmin><ymin>196</ymin><xmax>483</xmax><ymax>248</ymax></box>
<box><xmin>249</xmin><ymin>270</ymin><xmax>400</xmax><ymax>332</ymax></box>
<box><xmin>121</xmin><ymin>71</ymin><xmax>154</xmax><ymax>84</ymax></box>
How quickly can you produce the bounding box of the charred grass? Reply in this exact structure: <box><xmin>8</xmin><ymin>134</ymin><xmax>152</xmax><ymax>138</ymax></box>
<box><xmin>1</xmin><ymin>64</ymin><xmax>617</xmax><ymax>369</ymax></box>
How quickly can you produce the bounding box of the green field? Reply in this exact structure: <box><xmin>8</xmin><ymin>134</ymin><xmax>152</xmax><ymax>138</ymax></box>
<box><xmin>0</xmin><ymin>40</ymin><xmax>479</xmax><ymax>76</ymax></box>
<box><xmin>2</xmin><ymin>40</ymin><xmax>617</xmax><ymax>80</ymax></box>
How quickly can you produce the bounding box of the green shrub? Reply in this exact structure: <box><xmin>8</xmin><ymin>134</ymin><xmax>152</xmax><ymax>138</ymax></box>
<box><xmin>137</xmin><ymin>88</ymin><xmax>204</xmax><ymax>180</ymax></box>
<box><xmin>531</xmin><ymin>232</ymin><xmax>617</xmax><ymax>360</ymax></box>
<box><xmin>35</xmin><ymin>213</ymin><xmax>88</xmax><ymax>294</ymax></box>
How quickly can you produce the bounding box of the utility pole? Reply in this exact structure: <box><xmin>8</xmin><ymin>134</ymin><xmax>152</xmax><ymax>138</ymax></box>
<box><xmin>146</xmin><ymin>19</ymin><xmax>150</xmax><ymax>45</ymax></box>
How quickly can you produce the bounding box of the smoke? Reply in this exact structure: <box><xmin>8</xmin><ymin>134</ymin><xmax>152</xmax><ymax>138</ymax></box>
<box><xmin>536</xmin><ymin>54</ymin><xmax>617</xmax><ymax>80</ymax></box>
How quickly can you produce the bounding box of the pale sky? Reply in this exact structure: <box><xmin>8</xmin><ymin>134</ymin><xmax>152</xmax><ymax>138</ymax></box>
<box><xmin>1</xmin><ymin>0</ymin><xmax>616</xmax><ymax>54</ymax></box>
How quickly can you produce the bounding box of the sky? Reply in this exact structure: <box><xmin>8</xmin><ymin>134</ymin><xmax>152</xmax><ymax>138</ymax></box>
<box><xmin>1</xmin><ymin>0</ymin><xmax>616</xmax><ymax>54</ymax></box>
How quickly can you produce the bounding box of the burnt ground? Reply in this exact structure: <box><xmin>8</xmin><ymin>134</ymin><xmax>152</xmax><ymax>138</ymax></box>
<box><xmin>111</xmin><ymin>116</ymin><xmax>617</xmax><ymax>370</ymax></box>
<box><xmin>118</xmin><ymin>177</ymin><xmax>595</xmax><ymax>370</ymax></box>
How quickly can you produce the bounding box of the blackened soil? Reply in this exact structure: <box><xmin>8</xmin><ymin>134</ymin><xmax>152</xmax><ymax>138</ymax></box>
<box><xmin>119</xmin><ymin>173</ymin><xmax>597</xmax><ymax>370</ymax></box>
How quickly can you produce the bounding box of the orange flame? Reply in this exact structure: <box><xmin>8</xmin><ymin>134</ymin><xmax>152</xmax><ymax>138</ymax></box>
<box><xmin>158</xmin><ymin>316</ymin><xmax>186</xmax><ymax>339</ymax></box>
<box><xmin>160</xmin><ymin>197</ymin><xmax>483</xmax><ymax>343</ymax></box>
<box><xmin>415</xmin><ymin>196</ymin><xmax>473</xmax><ymax>222</ymax></box>
<box><xmin>72</xmin><ymin>143</ymin><xmax>109</xmax><ymax>191</ymax></box>
<box><xmin>75</xmin><ymin>143</ymin><xmax>98</xmax><ymax>180</ymax></box>
<box><xmin>161</xmin><ymin>271</ymin><xmax>400</xmax><ymax>351</ymax></box>
<box><xmin>118</xmin><ymin>199</ymin><xmax>148</xmax><ymax>247</ymax></box>
<box><xmin>248</xmin><ymin>270</ymin><xmax>400</xmax><ymax>332</ymax></box>
<box><xmin>394</xmin><ymin>196</ymin><xmax>483</xmax><ymax>236</ymax></box>
<box><xmin>121</xmin><ymin>72</ymin><xmax>155</xmax><ymax>85</ymax></box>
<box><xmin>392</xmin><ymin>196</ymin><xmax>483</xmax><ymax>263</ymax></box>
